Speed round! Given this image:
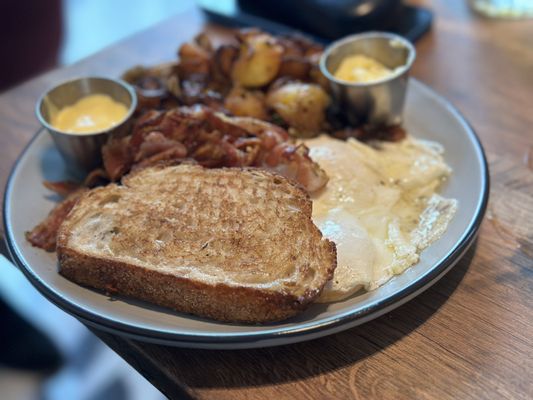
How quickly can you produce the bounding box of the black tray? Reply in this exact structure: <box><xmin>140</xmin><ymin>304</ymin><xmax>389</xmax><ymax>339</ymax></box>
<box><xmin>200</xmin><ymin>1</ymin><xmax>432</xmax><ymax>43</ymax></box>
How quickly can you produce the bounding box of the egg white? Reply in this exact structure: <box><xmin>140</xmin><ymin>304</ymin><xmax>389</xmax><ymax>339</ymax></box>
<box><xmin>305</xmin><ymin>135</ymin><xmax>457</xmax><ymax>302</ymax></box>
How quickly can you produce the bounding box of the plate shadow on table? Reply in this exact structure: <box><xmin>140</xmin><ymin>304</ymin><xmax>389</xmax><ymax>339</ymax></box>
<box><xmin>120</xmin><ymin>239</ymin><xmax>478</xmax><ymax>392</ymax></box>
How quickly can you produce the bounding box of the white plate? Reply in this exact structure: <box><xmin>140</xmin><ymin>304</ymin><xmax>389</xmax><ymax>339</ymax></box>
<box><xmin>3</xmin><ymin>79</ymin><xmax>489</xmax><ymax>349</ymax></box>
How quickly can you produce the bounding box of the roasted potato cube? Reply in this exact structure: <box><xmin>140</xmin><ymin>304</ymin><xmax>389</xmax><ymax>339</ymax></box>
<box><xmin>194</xmin><ymin>31</ymin><xmax>214</xmax><ymax>53</ymax></box>
<box><xmin>231</xmin><ymin>33</ymin><xmax>283</xmax><ymax>88</ymax></box>
<box><xmin>224</xmin><ymin>86</ymin><xmax>268</xmax><ymax>120</ymax></box>
<box><xmin>267</xmin><ymin>82</ymin><xmax>330</xmax><ymax>136</ymax></box>
<box><xmin>277</xmin><ymin>57</ymin><xmax>311</xmax><ymax>81</ymax></box>
<box><xmin>177</xmin><ymin>42</ymin><xmax>210</xmax><ymax>77</ymax></box>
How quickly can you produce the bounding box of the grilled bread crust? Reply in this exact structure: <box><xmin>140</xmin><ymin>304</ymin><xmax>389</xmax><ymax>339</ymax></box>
<box><xmin>57</xmin><ymin>165</ymin><xmax>336</xmax><ymax>323</ymax></box>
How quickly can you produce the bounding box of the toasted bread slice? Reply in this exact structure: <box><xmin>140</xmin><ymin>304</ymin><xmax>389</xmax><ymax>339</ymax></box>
<box><xmin>57</xmin><ymin>165</ymin><xmax>336</xmax><ymax>323</ymax></box>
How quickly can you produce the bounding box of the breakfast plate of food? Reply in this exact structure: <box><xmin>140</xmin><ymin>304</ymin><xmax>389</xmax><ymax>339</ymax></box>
<box><xmin>3</xmin><ymin>29</ymin><xmax>488</xmax><ymax>349</ymax></box>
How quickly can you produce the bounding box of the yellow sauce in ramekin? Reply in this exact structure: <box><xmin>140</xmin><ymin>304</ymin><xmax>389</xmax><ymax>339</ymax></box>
<box><xmin>52</xmin><ymin>94</ymin><xmax>128</xmax><ymax>133</ymax></box>
<box><xmin>334</xmin><ymin>55</ymin><xmax>393</xmax><ymax>83</ymax></box>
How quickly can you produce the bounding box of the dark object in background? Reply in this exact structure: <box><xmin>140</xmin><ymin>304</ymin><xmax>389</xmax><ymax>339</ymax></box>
<box><xmin>0</xmin><ymin>0</ymin><xmax>64</xmax><ymax>374</ymax></box>
<box><xmin>239</xmin><ymin>0</ymin><xmax>402</xmax><ymax>38</ymax></box>
<box><xmin>0</xmin><ymin>0</ymin><xmax>62</xmax><ymax>91</ymax></box>
<box><xmin>0</xmin><ymin>295</ymin><xmax>63</xmax><ymax>371</ymax></box>
<box><xmin>202</xmin><ymin>0</ymin><xmax>432</xmax><ymax>43</ymax></box>
<box><xmin>0</xmin><ymin>237</ymin><xmax>63</xmax><ymax>372</ymax></box>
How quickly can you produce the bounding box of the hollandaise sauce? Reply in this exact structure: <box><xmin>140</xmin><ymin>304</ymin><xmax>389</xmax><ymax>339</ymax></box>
<box><xmin>334</xmin><ymin>54</ymin><xmax>393</xmax><ymax>83</ymax></box>
<box><xmin>52</xmin><ymin>94</ymin><xmax>128</xmax><ymax>133</ymax></box>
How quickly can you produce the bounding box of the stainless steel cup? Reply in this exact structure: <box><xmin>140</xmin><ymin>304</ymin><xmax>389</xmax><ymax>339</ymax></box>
<box><xmin>320</xmin><ymin>32</ymin><xmax>416</xmax><ymax>127</ymax></box>
<box><xmin>36</xmin><ymin>77</ymin><xmax>137</xmax><ymax>173</ymax></box>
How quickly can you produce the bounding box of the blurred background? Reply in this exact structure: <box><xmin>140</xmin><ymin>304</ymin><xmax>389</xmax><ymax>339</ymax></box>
<box><xmin>1</xmin><ymin>0</ymin><xmax>189</xmax><ymax>92</ymax></box>
<box><xmin>1</xmin><ymin>3</ymin><xmax>186</xmax><ymax>399</ymax></box>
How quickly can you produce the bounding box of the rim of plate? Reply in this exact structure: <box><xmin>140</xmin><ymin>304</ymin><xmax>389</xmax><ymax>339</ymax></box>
<box><xmin>3</xmin><ymin>79</ymin><xmax>490</xmax><ymax>346</ymax></box>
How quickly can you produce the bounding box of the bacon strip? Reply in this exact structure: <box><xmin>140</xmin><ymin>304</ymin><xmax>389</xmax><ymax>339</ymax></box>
<box><xmin>83</xmin><ymin>168</ymin><xmax>110</xmax><ymax>188</ymax></box>
<box><xmin>42</xmin><ymin>180</ymin><xmax>81</xmax><ymax>197</ymax></box>
<box><xmin>26</xmin><ymin>189</ymin><xmax>88</xmax><ymax>251</ymax></box>
<box><xmin>100</xmin><ymin>106</ymin><xmax>328</xmax><ymax>192</ymax></box>
<box><xmin>102</xmin><ymin>136</ymin><xmax>133</xmax><ymax>181</ymax></box>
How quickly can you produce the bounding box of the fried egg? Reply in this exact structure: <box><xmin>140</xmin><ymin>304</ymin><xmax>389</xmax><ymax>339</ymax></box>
<box><xmin>305</xmin><ymin>135</ymin><xmax>457</xmax><ymax>302</ymax></box>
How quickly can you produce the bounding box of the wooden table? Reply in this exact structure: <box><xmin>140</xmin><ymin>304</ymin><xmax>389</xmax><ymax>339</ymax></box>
<box><xmin>1</xmin><ymin>1</ymin><xmax>532</xmax><ymax>399</ymax></box>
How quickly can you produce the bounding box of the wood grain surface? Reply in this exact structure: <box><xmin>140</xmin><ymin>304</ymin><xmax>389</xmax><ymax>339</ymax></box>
<box><xmin>1</xmin><ymin>1</ymin><xmax>532</xmax><ymax>399</ymax></box>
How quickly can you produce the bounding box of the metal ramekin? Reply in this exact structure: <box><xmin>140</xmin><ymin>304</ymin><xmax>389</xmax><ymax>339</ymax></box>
<box><xmin>320</xmin><ymin>32</ymin><xmax>416</xmax><ymax>127</ymax></box>
<box><xmin>36</xmin><ymin>77</ymin><xmax>137</xmax><ymax>173</ymax></box>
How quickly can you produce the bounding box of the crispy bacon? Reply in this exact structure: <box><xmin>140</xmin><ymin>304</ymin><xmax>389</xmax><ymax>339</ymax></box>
<box><xmin>102</xmin><ymin>105</ymin><xmax>328</xmax><ymax>192</ymax></box>
<box><xmin>134</xmin><ymin>147</ymin><xmax>189</xmax><ymax>170</ymax></box>
<box><xmin>102</xmin><ymin>135</ymin><xmax>133</xmax><ymax>181</ymax></box>
<box><xmin>135</xmin><ymin>131</ymin><xmax>187</xmax><ymax>162</ymax></box>
<box><xmin>259</xmin><ymin>143</ymin><xmax>328</xmax><ymax>193</ymax></box>
<box><xmin>42</xmin><ymin>180</ymin><xmax>80</xmax><ymax>197</ymax></box>
<box><xmin>26</xmin><ymin>189</ymin><xmax>88</xmax><ymax>251</ymax></box>
<box><xmin>83</xmin><ymin>168</ymin><xmax>109</xmax><ymax>187</ymax></box>
<box><xmin>100</xmin><ymin>105</ymin><xmax>328</xmax><ymax>191</ymax></box>
<box><xmin>32</xmin><ymin>170</ymin><xmax>109</xmax><ymax>251</ymax></box>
